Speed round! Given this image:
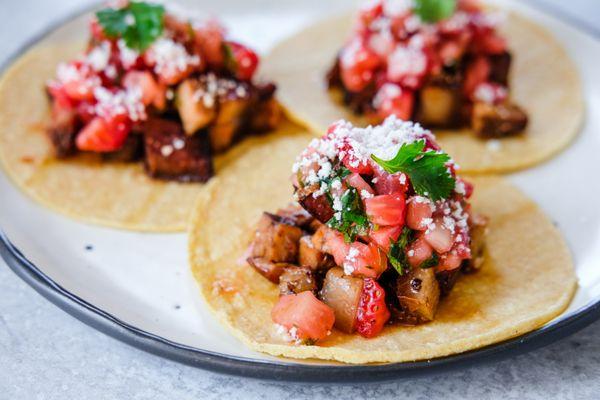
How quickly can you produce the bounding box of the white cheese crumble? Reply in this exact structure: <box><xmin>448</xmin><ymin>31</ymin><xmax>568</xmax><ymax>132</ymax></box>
<box><xmin>486</xmin><ymin>139</ymin><xmax>502</xmax><ymax>152</ymax></box>
<box><xmin>146</xmin><ymin>38</ymin><xmax>200</xmax><ymax>79</ymax></box>
<box><xmin>86</xmin><ymin>41</ymin><xmax>111</xmax><ymax>72</ymax></box>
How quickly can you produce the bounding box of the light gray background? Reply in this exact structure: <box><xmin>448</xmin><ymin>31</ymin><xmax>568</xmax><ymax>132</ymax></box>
<box><xmin>1</xmin><ymin>1</ymin><xmax>599</xmax><ymax>399</ymax></box>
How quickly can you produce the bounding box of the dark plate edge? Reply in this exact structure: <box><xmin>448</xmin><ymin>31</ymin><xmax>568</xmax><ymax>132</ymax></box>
<box><xmin>1</xmin><ymin>0</ymin><xmax>599</xmax><ymax>384</ymax></box>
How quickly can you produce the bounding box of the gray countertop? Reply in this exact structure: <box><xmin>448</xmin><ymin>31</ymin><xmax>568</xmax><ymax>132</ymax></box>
<box><xmin>1</xmin><ymin>1</ymin><xmax>599</xmax><ymax>398</ymax></box>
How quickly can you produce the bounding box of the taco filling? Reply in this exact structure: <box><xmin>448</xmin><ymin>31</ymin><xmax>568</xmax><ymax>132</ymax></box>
<box><xmin>327</xmin><ymin>0</ymin><xmax>527</xmax><ymax>138</ymax></box>
<box><xmin>46</xmin><ymin>1</ymin><xmax>280</xmax><ymax>182</ymax></box>
<box><xmin>245</xmin><ymin>116</ymin><xmax>487</xmax><ymax>343</ymax></box>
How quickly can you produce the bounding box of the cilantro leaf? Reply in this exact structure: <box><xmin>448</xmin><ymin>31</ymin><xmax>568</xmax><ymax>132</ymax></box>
<box><xmin>371</xmin><ymin>140</ymin><xmax>455</xmax><ymax>201</ymax></box>
<box><xmin>419</xmin><ymin>253</ymin><xmax>439</xmax><ymax>269</ymax></box>
<box><xmin>414</xmin><ymin>0</ymin><xmax>456</xmax><ymax>23</ymax></box>
<box><xmin>96</xmin><ymin>1</ymin><xmax>165</xmax><ymax>51</ymax></box>
<box><xmin>327</xmin><ymin>186</ymin><xmax>369</xmax><ymax>243</ymax></box>
<box><xmin>388</xmin><ymin>227</ymin><xmax>414</xmax><ymax>275</ymax></box>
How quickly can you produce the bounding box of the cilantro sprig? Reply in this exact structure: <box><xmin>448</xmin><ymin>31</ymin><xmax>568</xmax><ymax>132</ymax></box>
<box><xmin>327</xmin><ymin>186</ymin><xmax>369</xmax><ymax>243</ymax></box>
<box><xmin>414</xmin><ymin>0</ymin><xmax>456</xmax><ymax>23</ymax></box>
<box><xmin>96</xmin><ymin>1</ymin><xmax>165</xmax><ymax>51</ymax></box>
<box><xmin>371</xmin><ymin>140</ymin><xmax>455</xmax><ymax>201</ymax></box>
<box><xmin>388</xmin><ymin>227</ymin><xmax>413</xmax><ymax>275</ymax></box>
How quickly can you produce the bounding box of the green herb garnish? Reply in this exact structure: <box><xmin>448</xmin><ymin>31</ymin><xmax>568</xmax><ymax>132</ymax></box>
<box><xmin>327</xmin><ymin>186</ymin><xmax>369</xmax><ymax>243</ymax></box>
<box><xmin>96</xmin><ymin>1</ymin><xmax>165</xmax><ymax>51</ymax></box>
<box><xmin>371</xmin><ymin>140</ymin><xmax>455</xmax><ymax>201</ymax></box>
<box><xmin>388</xmin><ymin>227</ymin><xmax>414</xmax><ymax>275</ymax></box>
<box><xmin>419</xmin><ymin>253</ymin><xmax>439</xmax><ymax>269</ymax></box>
<box><xmin>414</xmin><ymin>0</ymin><xmax>456</xmax><ymax>23</ymax></box>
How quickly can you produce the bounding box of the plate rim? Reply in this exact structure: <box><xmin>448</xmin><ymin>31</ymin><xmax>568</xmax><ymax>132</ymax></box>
<box><xmin>1</xmin><ymin>0</ymin><xmax>599</xmax><ymax>383</ymax></box>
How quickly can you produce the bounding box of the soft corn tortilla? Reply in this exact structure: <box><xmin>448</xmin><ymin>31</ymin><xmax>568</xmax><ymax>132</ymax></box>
<box><xmin>188</xmin><ymin>133</ymin><xmax>576</xmax><ymax>364</ymax></box>
<box><xmin>261</xmin><ymin>11</ymin><xmax>584</xmax><ymax>173</ymax></box>
<box><xmin>0</xmin><ymin>44</ymin><xmax>302</xmax><ymax>231</ymax></box>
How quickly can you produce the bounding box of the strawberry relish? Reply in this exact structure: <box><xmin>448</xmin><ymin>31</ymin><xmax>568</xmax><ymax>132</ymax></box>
<box><xmin>46</xmin><ymin>1</ymin><xmax>279</xmax><ymax>182</ymax></box>
<box><xmin>246</xmin><ymin>116</ymin><xmax>487</xmax><ymax>343</ymax></box>
<box><xmin>327</xmin><ymin>0</ymin><xmax>527</xmax><ymax>138</ymax></box>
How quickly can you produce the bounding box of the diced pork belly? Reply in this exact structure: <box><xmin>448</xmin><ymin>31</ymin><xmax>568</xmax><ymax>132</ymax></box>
<box><xmin>319</xmin><ymin>267</ymin><xmax>364</xmax><ymax>333</ymax></box>
<box><xmin>295</xmin><ymin>185</ymin><xmax>335</xmax><ymax>224</ymax></box>
<box><xmin>275</xmin><ymin>204</ymin><xmax>315</xmax><ymax>231</ymax></box>
<box><xmin>299</xmin><ymin>235</ymin><xmax>332</xmax><ymax>270</ymax></box>
<box><xmin>395</xmin><ymin>267</ymin><xmax>440</xmax><ymax>323</ymax></box>
<box><xmin>208</xmin><ymin>88</ymin><xmax>253</xmax><ymax>153</ymax></box>
<box><xmin>247</xmin><ymin>257</ymin><xmax>290</xmax><ymax>283</ymax></box>
<box><xmin>488</xmin><ymin>51</ymin><xmax>511</xmax><ymax>86</ymax></box>
<box><xmin>250</xmin><ymin>212</ymin><xmax>303</xmax><ymax>263</ymax></box>
<box><xmin>416</xmin><ymin>69</ymin><xmax>463</xmax><ymax>127</ymax></box>
<box><xmin>436</xmin><ymin>269</ymin><xmax>461</xmax><ymax>296</ymax></box>
<box><xmin>176</xmin><ymin>78</ymin><xmax>217</xmax><ymax>135</ymax></box>
<box><xmin>248</xmin><ymin>98</ymin><xmax>281</xmax><ymax>133</ymax></box>
<box><xmin>278</xmin><ymin>265</ymin><xmax>317</xmax><ymax>296</ymax></box>
<box><xmin>142</xmin><ymin>117</ymin><xmax>214</xmax><ymax>182</ymax></box>
<box><xmin>101</xmin><ymin>133</ymin><xmax>143</xmax><ymax>162</ymax></box>
<box><xmin>472</xmin><ymin>101</ymin><xmax>528</xmax><ymax>138</ymax></box>
<box><xmin>47</xmin><ymin>102</ymin><xmax>80</xmax><ymax>158</ymax></box>
<box><xmin>464</xmin><ymin>214</ymin><xmax>488</xmax><ymax>272</ymax></box>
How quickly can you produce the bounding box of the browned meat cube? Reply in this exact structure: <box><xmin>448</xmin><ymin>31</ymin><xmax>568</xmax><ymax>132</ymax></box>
<box><xmin>472</xmin><ymin>101</ymin><xmax>528</xmax><ymax>138</ymax></box>
<box><xmin>319</xmin><ymin>267</ymin><xmax>364</xmax><ymax>333</ymax></box>
<box><xmin>464</xmin><ymin>214</ymin><xmax>488</xmax><ymax>273</ymax></box>
<box><xmin>488</xmin><ymin>51</ymin><xmax>512</xmax><ymax>86</ymax></box>
<box><xmin>299</xmin><ymin>235</ymin><xmax>330</xmax><ymax>270</ymax></box>
<box><xmin>250</xmin><ymin>212</ymin><xmax>303</xmax><ymax>263</ymax></box>
<box><xmin>416</xmin><ymin>71</ymin><xmax>463</xmax><ymax>127</ymax></box>
<box><xmin>395</xmin><ymin>267</ymin><xmax>440</xmax><ymax>323</ymax></box>
<box><xmin>278</xmin><ymin>265</ymin><xmax>317</xmax><ymax>296</ymax></box>
<box><xmin>248</xmin><ymin>98</ymin><xmax>281</xmax><ymax>133</ymax></box>
<box><xmin>295</xmin><ymin>185</ymin><xmax>335</xmax><ymax>224</ymax></box>
<box><xmin>276</xmin><ymin>204</ymin><xmax>315</xmax><ymax>230</ymax></box>
<box><xmin>176</xmin><ymin>78</ymin><xmax>217</xmax><ymax>135</ymax></box>
<box><xmin>209</xmin><ymin>95</ymin><xmax>251</xmax><ymax>153</ymax></box>
<box><xmin>102</xmin><ymin>133</ymin><xmax>143</xmax><ymax>162</ymax></box>
<box><xmin>436</xmin><ymin>269</ymin><xmax>461</xmax><ymax>296</ymax></box>
<box><xmin>143</xmin><ymin>117</ymin><xmax>214</xmax><ymax>182</ymax></box>
<box><xmin>247</xmin><ymin>257</ymin><xmax>290</xmax><ymax>283</ymax></box>
<box><xmin>47</xmin><ymin>102</ymin><xmax>79</xmax><ymax>158</ymax></box>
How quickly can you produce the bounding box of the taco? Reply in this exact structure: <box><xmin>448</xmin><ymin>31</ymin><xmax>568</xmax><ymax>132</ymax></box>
<box><xmin>262</xmin><ymin>0</ymin><xmax>583</xmax><ymax>173</ymax></box>
<box><xmin>0</xmin><ymin>1</ymin><xmax>283</xmax><ymax>231</ymax></box>
<box><xmin>189</xmin><ymin>116</ymin><xmax>576</xmax><ymax>363</ymax></box>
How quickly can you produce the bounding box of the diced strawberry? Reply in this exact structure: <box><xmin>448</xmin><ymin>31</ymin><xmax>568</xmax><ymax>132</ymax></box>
<box><xmin>386</xmin><ymin>44</ymin><xmax>428</xmax><ymax>89</ymax></box>
<box><xmin>373</xmin><ymin>83</ymin><xmax>414</xmax><ymax>121</ymax></box>
<box><xmin>356</xmin><ymin>278</ymin><xmax>390</xmax><ymax>338</ymax></box>
<box><xmin>472</xmin><ymin>30</ymin><xmax>506</xmax><ymax>55</ymax></box>
<box><xmin>423</xmin><ymin>218</ymin><xmax>454</xmax><ymax>253</ymax></box>
<box><xmin>58</xmin><ymin>62</ymin><xmax>98</xmax><ymax>102</ymax></box>
<box><xmin>407</xmin><ymin>236</ymin><xmax>433</xmax><ymax>268</ymax></box>
<box><xmin>323</xmin><ymin>228</ymin><xmax>351</xmax><ymax>266</ymax></box>
<box><xmin>406</xmin><ymin>197</ymin><xmax>433</xmax><ymax>231</ymax></box>
<box><xmin>223</xmin><ymin>41</ymin><xmax>259</xmax><ymax>81</ymax></box>
<box><xmin>463</xmin><ymin>56</ymin><xmax>490</xmax><ymax>96</ymax></box>
<box><xmin>368</xmin><ymin>225</ymin><xmax>402</xmax><ymax>252</ymax></box>
<box><xmin>346</xmin><ymin>242</ymin><xmax>388</xmax><ymax>279</ymax></box>
<box><xmin>194</xmin><ymin>19</ymin><xmax>226</xmax><ymax>67</ymax></box>
<box><xmin>75</xmin><ymin>114</ymin><xmax>131</xmax><ymax>152</ymax></box>
<box><xmin>436</xmin><ymin>251</ymin><xmax>463</xmax><ymax>272</ymax></box>
<box><xmin>47</xmin><ymin>82</ymin><xmax>74</xmax><ymax>109</ymax></box>
<box><xmin>89</xmin><ymin>18</ymin><xmax>107</xmax><ymax>42</ymax></box>
<box><xmin>76</xmin><ymin>102</ymin><xmax>97</xmax><ymax>124</ymax></box>
<box><xmin>358</xmin><ymin>0</ymin><xmax>383</xmax><ymax>27</ymax></box>
<box><xmin>339</xmin><ymin>142</ymin><xmax>373</xmax><ymax>174</ymax></box>
<box><xmin>364</xmin><ymin>193</ymin><xmax>406</xmax><ymax>226</ymax></box>
<box><xmin>122</xmin><ymin>71</ymin><xmax>160</xmax><ymax>106</ymax></box>
<box><xmin>339</xmin><ymin>38</ymin><xmax>381</xmax><ymax>92</ymax></box>
<box><xmin>372</xmin><ymin>168</ymin><xmax>409</xmax><ymax>195</ymax></box>
<box><xmin>368</xmin><ymin>32</ymin><xmax>395</xmax><ymax>58</ymax></box>
<box><xmin>346</xmin><ymin>173</ymin><xmax>375</xmax><ymax>197</ymax></box>
<box><xmin>271</xmin><ymin>292</ymin><xmax>335</xmax><ymax>342</ymax></box>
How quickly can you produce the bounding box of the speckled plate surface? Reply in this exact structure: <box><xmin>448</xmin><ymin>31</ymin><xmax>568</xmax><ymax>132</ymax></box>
<box><xmin>1</xmin><ymin>0</ymin><xmax>599</xmax><ymax>382</ymax></box>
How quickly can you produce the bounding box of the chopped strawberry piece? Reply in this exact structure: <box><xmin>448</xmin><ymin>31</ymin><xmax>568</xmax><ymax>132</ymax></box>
<box><xmin>368</xmin><ymin>225</ymin><xmax>402</xmax><ymax>252</ymax></box>
<box><xmin>406</xmin><ymin>197</ymin><xmax>433</xmax><ymax>231</ymax></box>
<box><xmin>364</xmin><ymin>193</ymin><xmax>406</xmax><ymax>226</ymax></box>
<box><xmin>358</xmin><ymin>0</ymin><xmax>383</xmax><ymax>26</ymax></box>
<box><xmin>323</xmin><ymin>228</ymin><xmax>351</xmax><ymax>266</ymax></box>
<box><xmin>339</xmin><ymin>142</ymin><xmax>373</xmax><ymax>174</ymax></box>
<box><xmin>346</xmin><ymin>241</ymin><xmax>388</xmax><ymax>279</ymax></box>
<box><xmin>356</xmin><ymin>278</ymin><xmax>390</xmax><ymax>338</ymax></box>
<box><xmin>472</xmin><ymin>30</ymin><xmax>506</xmax><ymax>55</ymax></box>
<box><xmin>122</xmin><ymin>71</ymin><xmax>160</xmax><ymax>106</ymax></box>
<box><xmin>463</xmin><ymin>56</ymin><xmax>490</xmax><ymax>97</ymax></box>
<box><xmin>407</xmin><ymin>236</ymin><xmax>434</xmax><ymax>268</ymax></box>
<box><xmin>423</xmin><ymin>217</ymin><xmax>454</xmax><ymax>253</ymax></box>
<box><xmin>47</xmin><ymin>82</ymin><xmax>74</xmax><ymax>109</ymax></box>
<box><xmin>373</xmin><ymin>83</ymin><xmax>414</xmax><ymax>121</ymax></box>
<box><xmin>75</xmin><ymin>114</ymin><xmax>131</xmax><ymax>152</ymax></box>
<box><xmin>271</xmin><ymin>292</ymin><xmax>335</xmax><ymax>342</ymax></box>
<box><xmin>345</xmin><ymin>173</ymin><xmax>375</xmax><ymax>197</ymax></box>
<box><xmin>372</xmin><ymin>168</ymin><xmax>409</xmax><ymax>195</ymax></box>
<box><xmin>436</xmin><ymin>251</ymin><xmax>463</xmax><ymax>272</ymax></box>
<box><xmin>339</xmin><ymin>38</ymin><xmax>381</xmax><ymax>92</ymax></box>
<box><xmin>194</xmin><ymin>19</ymin><xmax>226</xmax><ymax>67</ymax></box>
<box><xmin>223</xmin><ymin>41</ymin><xmax>259</xmax><ymax>81</ymax></box>
<box><xmin>89</xmin><ymin>18</ymin><xmax>107</xmax><ymax>42</ymax></box>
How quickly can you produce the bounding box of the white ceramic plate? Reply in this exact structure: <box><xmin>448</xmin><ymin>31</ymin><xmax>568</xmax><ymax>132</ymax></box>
<box><xmin>1</xmin><ymin>0</ymin><xmax>599</xmax><ymax>382</ymax></box>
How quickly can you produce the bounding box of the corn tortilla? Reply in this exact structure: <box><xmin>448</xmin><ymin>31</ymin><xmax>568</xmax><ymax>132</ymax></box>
<box><xmin>188</xmin><ymin>133</ymin><xmax>576</xmax><ymax>364</ymax></box>
<box><xmin>0</xmin><ymin>44</ymin><xmax>301</xmax><ymax>231</ymax></box>
<box><xmin>261</xmin><ymin>12</ymin><xmax>584</xmax><ymax>174</ymax></box>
